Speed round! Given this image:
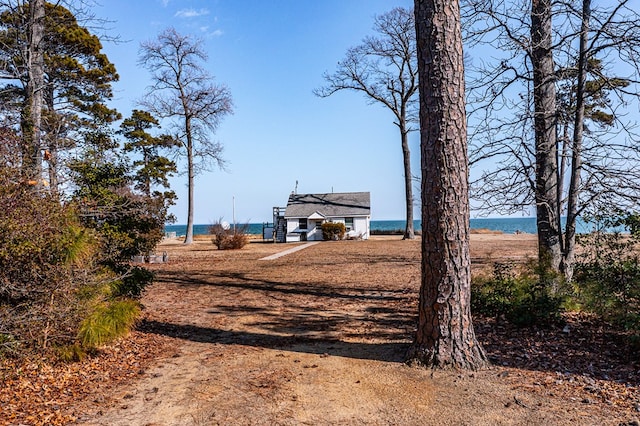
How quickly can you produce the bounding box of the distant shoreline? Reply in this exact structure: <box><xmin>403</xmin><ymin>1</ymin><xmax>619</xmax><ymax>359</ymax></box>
<box><xmin>165</xmin><ymin>217</ymin><xmax>606</xmax><ymax>237</ymax></box>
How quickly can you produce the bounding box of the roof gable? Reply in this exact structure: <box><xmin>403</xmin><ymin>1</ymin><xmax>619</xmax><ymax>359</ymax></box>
<box><xmin>284</xmin><ymin>192</ymin><xmax>370</xmax><ymax>218</ymax></box>
<box><xmin>308</xmin><ymin>211</ymin><xmax>325</xmax><ymax>220</ymax></box>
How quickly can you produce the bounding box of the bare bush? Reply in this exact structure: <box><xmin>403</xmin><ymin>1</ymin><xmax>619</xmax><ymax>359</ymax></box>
<box><xmin>209</xmin><ymin>221</ymin><xmax>249</xmax><ymax>250</ymax></box>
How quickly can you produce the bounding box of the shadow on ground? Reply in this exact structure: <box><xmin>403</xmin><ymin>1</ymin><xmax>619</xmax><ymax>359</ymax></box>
<box><xmin>139</xmin><ymin>320</ymin><xmax>410</xmax><ymax>363</ymax></box>
<box><xmin>144</xmin><ymin>256</ymin><xmax>639</xmax><ymax>388</ymax></box>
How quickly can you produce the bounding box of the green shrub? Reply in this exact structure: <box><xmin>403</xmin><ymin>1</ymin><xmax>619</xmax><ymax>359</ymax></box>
<box><xmin>472</xmin><ymin>261</ymin><xmax>565</xmax><ymax>327</ymax></box>
<box><xmin>209</xmin><ymin>221</ymin><xmax>249</xmax><ymax>250</ymax></box>
<box><xmin>574</xmin><ymin>213</ymin><xmax>640</xmax><ymax>331</ymax></box>
<box><xmin>574</xmin><ymin>258</ymin><xmax>640</xmax><ymax>329</ymax></box>
<box><xmin>77</xmin><ymin>299</ymin><xmax>141</xmax><ymax>349</ymax></box>
<box><xmin>70</xmin><ymin>160</ymin><xmax>168</xmax><ymax>266</ymax></box>
<box><xmin>110</xmin><ymin>265</ymin><xmax>154</xmax><ymax>299</ymax></box>
<box><xmin>321</xmin><ymin>222</ymin><xmax>346</xmax><ymax>240</ymax></box>
<box><xmin>0</xmin><ymin>132</ymin><xmax>167</xmax><ymax>360</ymax></box>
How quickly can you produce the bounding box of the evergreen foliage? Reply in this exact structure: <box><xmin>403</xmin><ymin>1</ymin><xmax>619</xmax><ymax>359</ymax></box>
<box><xmin>110</xmin><ymin>265</ymin><xmax>155</xmax><ymax>299</ymax></box>
<box><xmin>77</xmin><ymin>299</ymin><xmax>141</xmax><ymax>349</ymax></box>
<box><xmin>0</xmin><ymin>4</ymin><xmax>177</xmax><ymax>362</ymax></box>
<box><xmin>0</xmin><ymin>2</ymin><xmax>120</xmax><ymax>193</ymax></box>
<box><xmin>69</xmin><ymin>153</ymin><xmax>166</xmax><ymax>264</ymax></box>
<box><xmin>120</xmin><ymin>110</ymin><xmax>179</xmax><ymax>199</ymax></box>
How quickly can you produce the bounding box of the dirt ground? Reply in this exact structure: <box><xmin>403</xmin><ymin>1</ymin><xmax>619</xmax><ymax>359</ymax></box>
<box><xmin>13</xmin><ymin>234</ymin><xmax>640</xmax><ymax>425</ymax></box>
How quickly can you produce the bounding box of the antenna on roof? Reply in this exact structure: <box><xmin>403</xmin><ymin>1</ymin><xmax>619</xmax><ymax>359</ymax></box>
<box><xmin>294</xmin><ymin>180</ymin><xmax>298</xmax><ymax>194</ymax></box>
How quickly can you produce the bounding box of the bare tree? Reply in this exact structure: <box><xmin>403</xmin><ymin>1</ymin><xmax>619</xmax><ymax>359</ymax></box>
<box><xmin>463</xmin><ymin>0</ymin><xmax>640</xmax><ymax>279</ymax></box>
<box><xmin>558</xmin><ymin>0</ymin><xmax>640</xmax><ymax>280</ymax></box>
<box><xmin>531</xmin><ymin>0</ymin><xmax>562</xmax><ymax>271</ymax></box>
<box><xmin>139</xmin><ymin>28</ymin><xmax>233</xmax><ymax>245</ymax></box>
<box><xmin>562</xmin><ymin>0</ymin><xmax>590</xmax><ymax>280</ymax></box>
<box><xmin>407</xmin><ymin>0</ymin><xmax>487</xmax><ymax>369</ymax></box>
<box><xmin>315</xmin><ymin>7</ymin><xmax>419</xmax><ymax>240</ymax></box>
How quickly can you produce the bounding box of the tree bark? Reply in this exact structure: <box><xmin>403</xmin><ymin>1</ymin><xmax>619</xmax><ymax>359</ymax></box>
<box><xmin>184</xmin><ymin>116</ymin><xmax>195</xmax><ymax>245</ymax></box>
<box><xmin>531</xmin><ymin>0</ymin><xmax>562</xmax><ymax>272</ymax></box>
<box><xmin>22</xmin><ymin>0</ymin><xmax>45</xmax><ymax>183</ymax></box>
<box><xmin>562</xmin><ymin>0</ymin><xmax>591</xmax><ymax>281</ymax></box>
<box><xmin>400</xmin><ymin>121</ymin><xmax>415</xmax><ymax>240</ymax></box>
<box><xmin>407</xmin><ymin>0</ymin><xmax>487</xmax><ymax>370</ymax></box>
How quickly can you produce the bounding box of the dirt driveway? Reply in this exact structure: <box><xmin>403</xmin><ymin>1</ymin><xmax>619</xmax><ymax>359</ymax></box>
<box><xmin>73</xmin><ymin>235</ymin><xmax>638</xmax><ymax>425</ymax></box>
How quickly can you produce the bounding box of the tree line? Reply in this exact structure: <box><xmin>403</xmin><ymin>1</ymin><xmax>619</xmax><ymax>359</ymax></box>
<box><xmin>0</xmin><ymin>1</ymin><xmax>231</xmax><ymax>358</ymax></box>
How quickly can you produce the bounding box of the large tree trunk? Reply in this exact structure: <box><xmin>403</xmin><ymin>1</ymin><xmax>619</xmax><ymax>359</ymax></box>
<box><xmin>531</xmin><ymin>0</ymin><xmax>562</xmax><ymax>272</ymax></box>
<box><xmin>400</xmin><ymin>121</ymin><xmax>416</xmax><ymax>240</ymax></box>
<box><xmin>22</xmin><ymin>0</ymin><xmax>45</xmax><ymax>183</ymax></box>
<box><xmin>407</xmin><ymin>0</ymin><xmax>487</xmax><ymax>370</ymax></box>
<box><xmin>562</xmin><ymin>0</ymin><xmax>591</xmax><ymax>281</ymax></box>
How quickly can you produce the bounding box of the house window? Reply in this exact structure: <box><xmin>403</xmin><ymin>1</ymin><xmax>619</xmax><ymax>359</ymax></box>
<box><xmin>299</xmin><ymin>218</ymin><xmax>308</xmax><ymax>230</ymax></box>
<box><xmin>345</xmin><ymin>217</ymin><xmax>354</xmax><ymax>231</ymax></box>
<box><xmin>315</xmin><ymin>220</ymin><xmax>323</xmax><ymax>229</ymax></box>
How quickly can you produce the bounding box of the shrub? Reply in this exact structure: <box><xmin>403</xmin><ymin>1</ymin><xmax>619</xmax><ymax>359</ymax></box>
<box><xmin>0</xmin><ymin>183</ymin><xmax>150</xmax><ymax>359</ymax></box>
<box><xmin>0</xmin><ymin>185</ymin><xmax>101</xmax><ymax>355</ymax></box>
<box><xmin>321</xmin><ymin>222</ymin><xmax>346</xmax><ymax>240</ymax></box>
<box><xmin>574</xmin><ymin>211</ymin><xmax>640</xmax><ymax>330</ymax></box>
<box><xmin>0</xmin><ymin>135</ymin><xmax>166</xmax><ymax>360</ymax></box>
<box><xmin>370</xmin><ymin>228</ymin><xmax>404</xmax><ymax>235</ymax></box>
<box><xmin>210</xmin><ymin>221</ymin><xmax>249</xmax><ymax>250</ymax></box>
<box><xmin>472</xmin><ymin>261</ymin><xmax>565</xmax><ymax>327</ymax></box>
<box><xmin>70</xmin><ymin>160</ymin><xmax>167</xmax><ymax>266</ymax></box>
<box><xmin>77</xmin><ymin>299</ymin><xmax>141</xmax><ymax>349</ymax></box>
<box><xmin>110</xmin><ymin>265</ymin><xmax>155</xmax><ymax>299</ymax></box>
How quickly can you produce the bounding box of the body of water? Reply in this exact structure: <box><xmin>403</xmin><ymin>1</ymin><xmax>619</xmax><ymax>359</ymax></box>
<box><xmin>164</xmin><ymin>217</ymin><xmax>601</xmax><ymax>237</ymax></box>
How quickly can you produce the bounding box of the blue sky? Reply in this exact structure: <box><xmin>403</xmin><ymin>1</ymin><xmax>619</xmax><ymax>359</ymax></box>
<box><xmin>94</xmin><ymin>0</ymin><xmax>420</xmax><ymax>224</ymax></box>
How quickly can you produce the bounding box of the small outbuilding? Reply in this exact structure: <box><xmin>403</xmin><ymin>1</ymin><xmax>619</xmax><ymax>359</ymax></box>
<box><xmin>272</xmin><ymin>192</ymin><xmax>371</xmax><ymax>243</ymax></box>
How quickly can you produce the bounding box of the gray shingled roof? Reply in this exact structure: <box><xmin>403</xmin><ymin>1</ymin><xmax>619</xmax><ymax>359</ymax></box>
<box><xmin>284</xmin><ymin>192</ymin><xmax>370</xmax><ymax>218</ymax></box>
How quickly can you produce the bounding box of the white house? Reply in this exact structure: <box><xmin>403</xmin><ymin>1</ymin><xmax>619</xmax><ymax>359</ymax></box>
<box><xmin>278</xmin><ymin>192</ymin><xmax>371</xmax><ymax>242</ymax></box>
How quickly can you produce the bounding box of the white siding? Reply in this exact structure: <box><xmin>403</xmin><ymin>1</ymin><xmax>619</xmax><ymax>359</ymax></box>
<box><xmin>286</xmin><ymin>233</ymin><xmax>301</xmax><ymax>242</ymax></box>
<box><xmin>285</xmin><ymin>215</ymin><xmax>370</xmax><ymax>241</ymax></box>
<box><xmin>286</xmin><ymin>218</ymin><xmax>299</xmax><ymax>234</ymax></box>
<box><xmin>286</xmin><ymin>218</ymin><xmax>301</xmax><ymax>242</ymax></box>
<box><xmin>353</xmin><ymin>216</ymin><xmax>370</xmax><ymax>239</ymax></box>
